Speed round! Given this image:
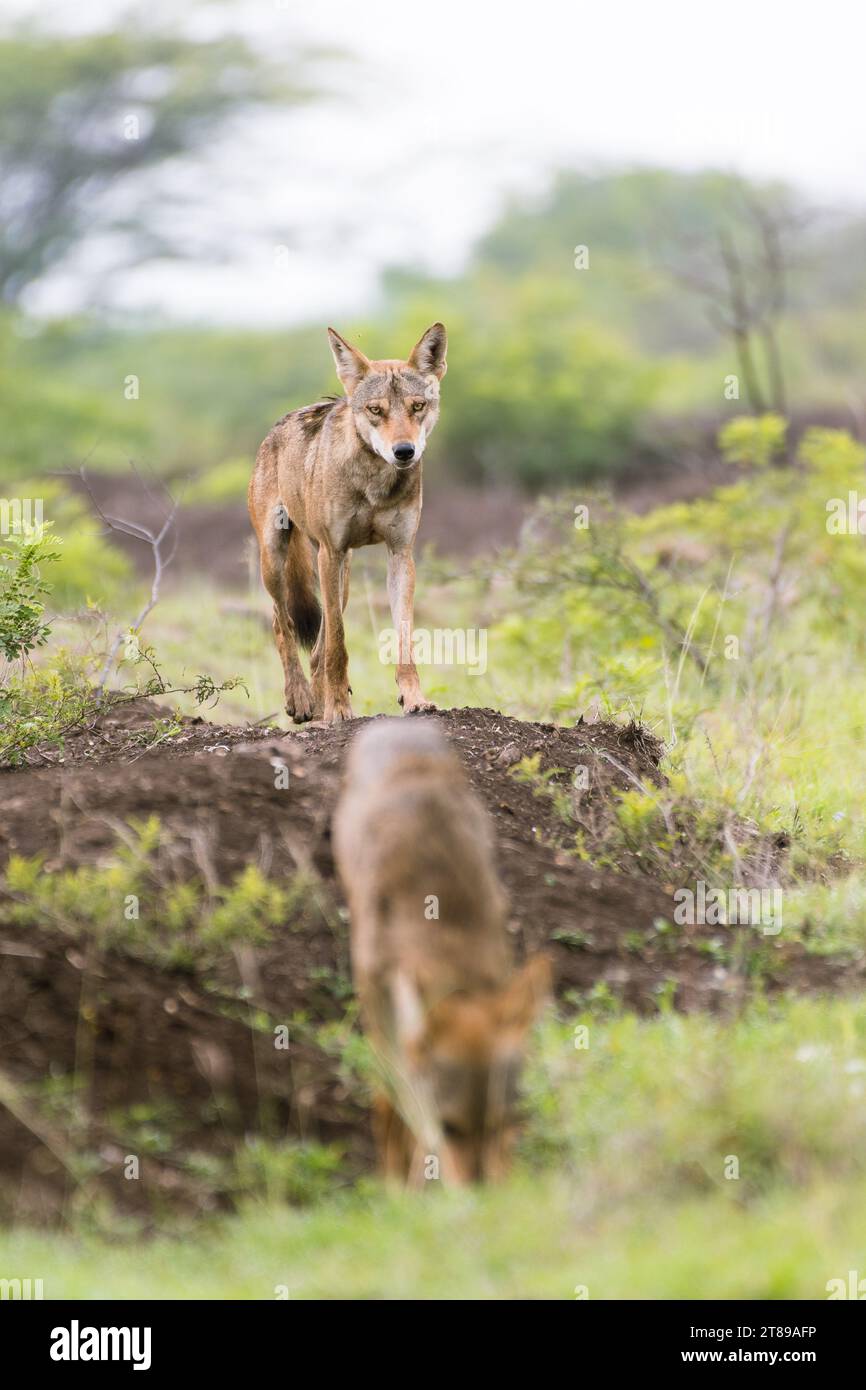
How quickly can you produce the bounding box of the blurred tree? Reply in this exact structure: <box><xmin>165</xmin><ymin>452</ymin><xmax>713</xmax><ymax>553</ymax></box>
<box><xmin>0</xmin><ymin>20</ymin><xmax>323</xmax><ymax>303</ymax></box>
<box><xmin>475</xmin><ymin>167</ymin><xmax>815</xmax><ymax>396</ymax></box>
<box><xmin>665</xmin><ymin>181</ymin><xmax>809</xmax><ymax>414</ymax></box>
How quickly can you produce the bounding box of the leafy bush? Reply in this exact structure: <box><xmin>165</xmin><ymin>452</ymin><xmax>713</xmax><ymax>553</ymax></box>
<box><xmin>0</xmin><ymin>527</ymin><xmax>59</xmax><ymax>664</ymax></box>
<box><xmin>232</xmin><ymin>1139</ymin><xmax>346</xmax><ymax>1207</ymax></box>
<box><xmin>0</xmin><ymin>632</ymin><xmax>246</xmax><ymax>767</ymax></box>
<box><xmin>719</xmin><ymin>413</ymin><xmax>787</xmax><ymax>468</ymax></box>
<box><xmin>3</xmin><ymin>830</ymin><xmax>317</xmax><ymax>969</ymax></box>
<box><xmin>471</xmin><ymin>421</ymin><xmax>866</xmax><ymax>885</ymax></box>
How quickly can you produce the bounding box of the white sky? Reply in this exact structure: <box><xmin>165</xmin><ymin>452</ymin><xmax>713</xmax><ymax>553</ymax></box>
<box><xmin>10</xmin><ymin>0</ymin><xmax>866</xmax><ymax>324</ymax></box>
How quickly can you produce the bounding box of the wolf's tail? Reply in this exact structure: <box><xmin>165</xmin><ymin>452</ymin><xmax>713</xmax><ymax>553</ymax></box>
<box><xmin>285</xmin><ymin>526</ymin><xmax>322</xmax><ymax>649</ymax></box>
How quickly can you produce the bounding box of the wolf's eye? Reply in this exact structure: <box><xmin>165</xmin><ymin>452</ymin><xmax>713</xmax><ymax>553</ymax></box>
<box><xmin>367</xmin><ymin>404</ymin><xmax>383</xmax><ymax>417</ymax></box>
<box><xmin>411</xmin><ymin>400</ymin><xmax>426</xmax><ymax>413</ymax></box>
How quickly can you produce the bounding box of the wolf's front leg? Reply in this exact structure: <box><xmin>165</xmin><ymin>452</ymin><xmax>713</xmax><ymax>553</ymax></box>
<box><xmin>317</xmin><ymin>546</ymin><xmax>353</xmax><ymax>722</ymax></box>
<box><xmin>386</xmin><ymin>546</ymin><xmax>436</xmax><ymax>714</ymax></box>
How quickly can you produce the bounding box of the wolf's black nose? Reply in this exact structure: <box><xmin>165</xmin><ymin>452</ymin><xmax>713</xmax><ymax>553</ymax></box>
<box><xmin>393</xmin><ymin>441</ymin><xmax>415</xmax><ymax>462</ymax></box>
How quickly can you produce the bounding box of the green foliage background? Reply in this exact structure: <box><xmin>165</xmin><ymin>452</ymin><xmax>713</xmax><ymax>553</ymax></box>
<box><xmin>4</xmin><ymin>168</ymin><xmax>866</xmax><ymax>495</ymax></box>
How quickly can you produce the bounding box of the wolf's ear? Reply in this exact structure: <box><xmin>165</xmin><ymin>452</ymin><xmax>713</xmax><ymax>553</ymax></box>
<box><xmin>496</xmin><ymin>954</ymin><xmax>552</xmax><ymax>1030</ymax></box>
<box><xmin>327</xmin><ymin>327</ymin><xmax>371</xmax><ymax>395</ymax></box>
<box><xmin>408</xmin><ymin>322</ymin><xmax>447</xmax><ymax>380</ymax></box>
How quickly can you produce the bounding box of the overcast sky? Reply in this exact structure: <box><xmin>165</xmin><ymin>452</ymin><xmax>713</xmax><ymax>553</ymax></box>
<box><xmin>11</xmin><ymin>0</ymin><xmax>866</xmax><ymax>324</ymax></box>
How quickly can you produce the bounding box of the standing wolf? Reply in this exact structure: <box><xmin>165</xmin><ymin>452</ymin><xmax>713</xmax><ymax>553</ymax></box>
<box><xmin>248</xmin><ymin>323</ymin><xmax>447</xmax><ymax>723</ymax></box>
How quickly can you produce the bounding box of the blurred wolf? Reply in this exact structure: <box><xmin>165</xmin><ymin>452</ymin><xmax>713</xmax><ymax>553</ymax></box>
<box><xmin>333</xmin><ymin>718</ymin><xmax>551</xmax><ymax>1184</ymax></box>
<box><xmin>248</xmin><ymin>324</ymin><xmax>447</xmax><ymax>724</ymax></box>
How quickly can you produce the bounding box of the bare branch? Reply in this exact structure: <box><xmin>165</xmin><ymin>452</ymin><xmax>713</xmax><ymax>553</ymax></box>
<box><xmin>77</xmin><ymin>465</ymin><xmax>180</xmax><ymax>697</ymax></box>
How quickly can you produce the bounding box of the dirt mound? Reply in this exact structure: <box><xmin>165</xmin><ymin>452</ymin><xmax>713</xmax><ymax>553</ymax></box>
<box><xmin>0</xmin><ymin>702</ymin><xmax>853</xmax><ymax>1226</ymax></box>
<box><xmin>7</xmin><ymin>696</ymin><xmax>277</xmax><ymax>771</ymax></box>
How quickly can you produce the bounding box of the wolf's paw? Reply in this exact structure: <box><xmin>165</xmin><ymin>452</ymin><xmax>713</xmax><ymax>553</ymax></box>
<box><xmin>323</xmin><ymin>694</ymin><xmax>354</xmax><ymax>723</ymax></box>
<box><xmin>285</xmin><ymin>677</ymin><xmax>313</xmax><ymax>724</ymax></box>
<box><xmin>399</xmin><ymin>694</ymin><xmax>438</xmax><ymax>715</ymax></box>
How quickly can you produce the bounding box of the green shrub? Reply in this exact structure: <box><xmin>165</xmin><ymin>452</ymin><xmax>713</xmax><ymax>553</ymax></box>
<box><xmin>719</xmin><ymin>413</ymin><xmax>787</xmax><ymax>468</ymax></box>
<box><xmin>0</xmin><ymin>527</ymin><xmax>59</xmax><ymax>664</ymax></box>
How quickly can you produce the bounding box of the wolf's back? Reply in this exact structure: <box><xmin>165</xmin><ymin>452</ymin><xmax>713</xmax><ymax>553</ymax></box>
<box><xmin>333</xmin><ymin>718</ymin><xmax>509</xmax><ymax>993</ymax></box>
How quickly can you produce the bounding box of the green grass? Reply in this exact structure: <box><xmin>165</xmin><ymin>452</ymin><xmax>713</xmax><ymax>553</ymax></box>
<box><xmin>5</xmin><ymin>996</ymin><xmax>866</xmax><ymax>1298</ymax></box>
<box><xmin>121</xmin><ymin>552</ymin><xmax>523</xmax><ymax>728</ymax></box>
<box><xmin>4</xmin><ymin>1181</ymin><xmax>866</xmax><ymax>1299</ymax></box>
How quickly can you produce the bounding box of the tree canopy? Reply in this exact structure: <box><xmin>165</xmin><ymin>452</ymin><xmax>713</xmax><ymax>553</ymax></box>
<box><xmin>0</xmin><ymin>22</ymin><xmax>320</xmax><ymax>303</ymax></box>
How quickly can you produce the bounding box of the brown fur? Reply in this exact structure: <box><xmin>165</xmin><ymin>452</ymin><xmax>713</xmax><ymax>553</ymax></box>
<box><xmin>332</xmin><ymin>719</ymin><xmax>551</xmax><ymax>1184</ymax></box>
<box><xmin>248</xmin><ymin>324</ymin><xmax>447</xmax><ymax>723</ymax></box>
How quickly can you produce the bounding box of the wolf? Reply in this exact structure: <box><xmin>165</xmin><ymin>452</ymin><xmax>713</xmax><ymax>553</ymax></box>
<box><xmin>248</xmin><ymin>323</ymin><xmax>447</xmax><ymax>723</ymax></box>
<box><xmin>332</xmin><ymin>718</ymin><xmax>551</xmax><ymax>1184</ymax></box>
